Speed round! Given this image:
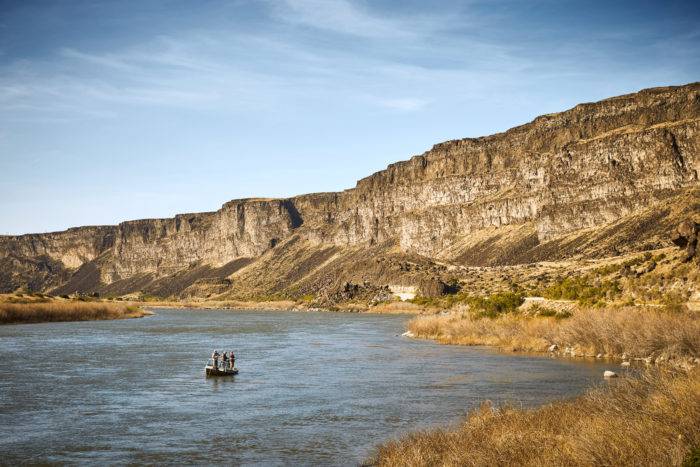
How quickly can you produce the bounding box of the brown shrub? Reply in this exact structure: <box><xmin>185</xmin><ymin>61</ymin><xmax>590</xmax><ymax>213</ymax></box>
<box><xmin>556</xmin><ymin>307</ymin><xmax>700</xmax><ymax>359</ymax></box>
<box><xmin>0</xmin><ymin>301</ymin><xmax>147</xmax><ymax>324</ymax></box>
<box><xmin>369</xmin><ymin>370</ymin><xmax>700</xmax><ymax>466</ymax></box>
<box><xmin>407</xmin><ymin>307</ymin><xmax>700</xmax><ymax>360</ymax></box>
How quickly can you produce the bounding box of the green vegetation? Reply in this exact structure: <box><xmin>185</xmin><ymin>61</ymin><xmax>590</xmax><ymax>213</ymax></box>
<box><xmin>662</xmin><ymin>291</ymin><xmax>690</xmax><ymax>314</ymax></box>
<box><xmin>408</xmin><ymin>291</ymin><xmax>474</xmax><ymax>309</ymax></box>
<box><xmin>410</xmin><ymin>291</ymin><xmax>524</xmax><ymax>317</ymax></box>
<box><xmin>299</xmin><ymin>294</ymin><xmax>315</xmax><ymax>303</ymax></box>
<box><xmin>526</xmin><ymin>303</ymin><xmax>572</xmax><ymax>319</ymax></box>
<box><xmin>684</xmin><ymin>446</ymin><xmax>700</xmax><ymax>467</ymax></box>
<box><xmin>408</xmin><ymin>295</ymin><xmax>453</xmax><ymax>309</ymax></box>
<box><xmin>593</xmin><ymin>263</ymin><xmax>622</xmax><ymax>276</ymax></box>
<box><xmin>541</xmin><ymin>276</ymin><xmax>622</xmax><ymax>306</ymax></box>
<box><xmin>137</xmin><ymin>293</ymin><xmax>162</xmax><ymax>302</ymax></box>
<box><xmin>467</xmin><ymin>292</ymin><xmax>525</xmax><ymax>318</ymax></box>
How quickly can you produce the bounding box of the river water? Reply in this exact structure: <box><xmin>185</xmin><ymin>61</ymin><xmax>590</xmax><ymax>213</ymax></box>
<box><xmin>0</xmin><ymin>309</ymin><xmax>612</xmax><ymax>465</ymax></box>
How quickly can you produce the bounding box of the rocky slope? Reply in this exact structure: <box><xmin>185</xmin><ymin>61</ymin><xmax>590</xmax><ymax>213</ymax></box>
<box><xmin>1</xmin><ymin>83</ymin><xmax>699</xmax><ymax>300</ymax></box>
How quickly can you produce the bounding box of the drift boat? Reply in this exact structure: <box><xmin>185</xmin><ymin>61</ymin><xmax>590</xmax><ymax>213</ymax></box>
<box><xmin>205</xmin><ymin>358</ymin><xmax>238</xmax><ymax>377</ymax></box>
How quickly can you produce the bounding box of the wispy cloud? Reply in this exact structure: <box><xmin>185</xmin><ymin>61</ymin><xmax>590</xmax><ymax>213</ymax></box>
<box><xmin>376</xmin><ymin>97</ymin><xmax>431</xmax><ymax>112</ymax></box>
<box><xmin>0</xmin><ymin>5</ymin><xmax>508</xmax><ymax>122</ymax></box>
<box><xmin>273</xmin><ymin>0</ymin><xmax>415</xmax><ymax>38</ymax></box>
<box><xmin>60</xmin><ymin>47</ymin><xmax>137</xmax><ymax>72</ymax></box>
<box><xmin>1</xmin><ymin>0</ymin><xmax>696</xmax><ymax>125</ymax></box>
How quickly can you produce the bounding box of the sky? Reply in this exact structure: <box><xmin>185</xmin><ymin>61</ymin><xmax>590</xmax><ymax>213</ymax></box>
<box><xmin>1</xmin><ymin>0</ymin><xmax>699</xmax><ymax>234</ymax></box>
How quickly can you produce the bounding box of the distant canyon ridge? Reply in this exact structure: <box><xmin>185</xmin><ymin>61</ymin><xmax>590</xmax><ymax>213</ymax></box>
<box><xmin>2</xmin><ymin>83</ymin><xmax>699</xmax><ymax>302</ymax></box>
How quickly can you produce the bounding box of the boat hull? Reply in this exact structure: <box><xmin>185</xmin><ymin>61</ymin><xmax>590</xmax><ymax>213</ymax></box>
<box><xmin>205</xmin><ymin>366</ymin><xmax>238</xmax><ymax>377</ymax></box>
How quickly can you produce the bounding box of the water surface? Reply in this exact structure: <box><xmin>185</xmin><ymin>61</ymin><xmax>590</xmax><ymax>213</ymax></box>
<box><xmin>0</xmin><ymin>309</ymin><xmax>612</xmax><ymax>465</ymax></box>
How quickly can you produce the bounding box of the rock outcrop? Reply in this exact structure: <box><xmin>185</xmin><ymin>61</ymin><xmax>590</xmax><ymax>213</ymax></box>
<box><xmin>672</xmin><ymin>220</ymin><xmax>700</xmax><ymax>262</ymax></box>
<box><xmin>1</xmin><ymin>83</ymin><xmax>699</xmax><ymax>297</ymax></box>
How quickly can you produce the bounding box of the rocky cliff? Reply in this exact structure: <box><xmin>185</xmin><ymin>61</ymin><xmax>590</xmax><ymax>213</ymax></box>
<box><xmin>2</xmin><ymin>83</ymin><xmax>699</xmax><ymax>298</ymax></box>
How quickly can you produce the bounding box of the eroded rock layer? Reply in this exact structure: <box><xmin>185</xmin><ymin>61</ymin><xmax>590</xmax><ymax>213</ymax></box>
<box><xmin>1</xmin><ymin>83</ymin><xmax>699</xmax><ymax>297</ymax></box>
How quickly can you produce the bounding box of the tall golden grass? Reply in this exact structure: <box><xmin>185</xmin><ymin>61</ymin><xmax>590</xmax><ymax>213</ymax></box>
<box><xmin>369</xmin><ymin>369</ymin><xmax>700</xmax><ymax>466</ymax></box>
<box><xmin>0</xmin><ymin>301</ymin><xmax>148</xmax><ymax>325</ymax></box>
<box><xmin>407</xmin><ymin>307</ymin><xmax>700</xmax><ymax>361</ymax></box>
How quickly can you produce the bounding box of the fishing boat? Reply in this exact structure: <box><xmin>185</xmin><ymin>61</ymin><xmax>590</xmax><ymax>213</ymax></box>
<box><xmin>204</xmin><ymin>358</ymin><xmax>238</xmax><ymax>377</ymax></box>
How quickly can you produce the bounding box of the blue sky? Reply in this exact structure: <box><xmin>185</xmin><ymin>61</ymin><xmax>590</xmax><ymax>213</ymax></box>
<box><xmin>1</xmin><ymin>0</ymin><xmax>698</xmax><ymax>234</ymax></box>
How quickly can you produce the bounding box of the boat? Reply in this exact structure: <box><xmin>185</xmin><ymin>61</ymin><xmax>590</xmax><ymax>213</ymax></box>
<box><xmin>205</xmin><ymin>358</ymin><xmax>238</xmax><ymax>377</ymax></box>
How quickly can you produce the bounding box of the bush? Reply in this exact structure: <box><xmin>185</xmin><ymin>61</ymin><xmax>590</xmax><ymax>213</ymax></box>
<box><xmin>527</xmin><ymin>304</ymin><xmax>572</xmax><ymax>319</ymax></box>
<box><xmin>684</xmin><ymin>446</ymin><xmax>700</xmax><ymax>467</ymax></box>
<box><xmin>543</xmin><ymin>276</ymin><xmax>621</xmax><ymax>306</ymax></box>
<box><xmin>409</xmin><ymin>294</ymin><xmax>465</xmax><ymax>309</ymax></box>
<box><xmin>138</xmin><ymin>293</ymin><xmax>161</xmax><ymax>302</ymax></box>
<box><xmin>409</xmin><ymin>292</ymin><xmax>526</xmax><ymax>315</ymax></box>
<box><xmin>662</xmin><ymin>292</ymin><xmax>689</xmax><ymax>314</ymax></box>
<box><xmin>653</xmin><ymin>252</ymin><xmax>667</xmax><ymax>262</ymax></box>
<box><xmin>594</xmin><ymin>263</ymin><xmax>622</xmax><ymax>276</ymax></box>
<box><xmin>468</xmin><ymin>292</ymin><xmax>524</xmax><ymax>318</ymax></box>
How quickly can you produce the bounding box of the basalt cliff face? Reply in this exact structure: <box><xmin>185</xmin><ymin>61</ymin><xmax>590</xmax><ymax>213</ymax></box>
<box><xmin>2</xmin><ymin>83</ymin><xmax>699</xmax><ymax>299</ymax></box>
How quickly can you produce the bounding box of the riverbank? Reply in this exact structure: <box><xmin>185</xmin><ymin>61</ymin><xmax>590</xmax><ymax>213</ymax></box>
<box><xmin>368</xmin><ymin>305</ymin><xmax>700</xmax><ymax>465</ymax></box>
<box><xmin>0</xmin><ymin>295</ymin><xmax>150</xmax><ymax>324</ymax></box>
<box><xmin>369</xmin><ymin>368</ymin><xmax>700</xmax><ymax>466</ymax></box>
<box><xmin>405</xmin><ymin>306</ymin><xmax>700</xmax><ymax>368</ymax></box>
<box><xmin>136</xmin><ymin>298</ymin><xmax>426</xmax><ymax>314</ymax></box>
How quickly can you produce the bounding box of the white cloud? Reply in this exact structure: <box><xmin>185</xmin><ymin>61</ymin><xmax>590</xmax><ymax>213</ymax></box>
<box><xmin>377</xmin><ymin>97</ymin><xmax>430</xmax><ymax>111</ymax></box>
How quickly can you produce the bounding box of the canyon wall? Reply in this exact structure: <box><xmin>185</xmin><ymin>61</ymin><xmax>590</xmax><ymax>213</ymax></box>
<box><xmin>1</xmin><ymin>83</ymin><xmax>699</xmax><ymax>295</ymax></box>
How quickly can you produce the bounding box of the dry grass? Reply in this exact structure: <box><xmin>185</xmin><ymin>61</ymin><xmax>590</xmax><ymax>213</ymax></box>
<box><xmin>369</xmin><ymin>369</ymin><xmax>700</xmax><ymax>466</ymax></box>
<box><xmin>0</xmin><ymin>301</ymin><xmax>149</xmax><ymax>325</ymax></box>
<box><xmin>407</xmin><ymin>307</ymin><xmax>700</xmax><ymax>362</ymax></box>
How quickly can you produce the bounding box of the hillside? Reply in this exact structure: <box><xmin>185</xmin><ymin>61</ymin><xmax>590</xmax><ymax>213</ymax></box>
<box><xmin>1</xmin><ymin>83</ymin><xmax>699</xmax><ymax>303</ymax></box>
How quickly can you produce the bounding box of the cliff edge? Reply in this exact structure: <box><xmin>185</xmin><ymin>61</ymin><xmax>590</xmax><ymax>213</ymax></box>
<box><xmin>2</xmin><ymin>83</ymin><xmax>699</xmax><ymax>300</ymax></box>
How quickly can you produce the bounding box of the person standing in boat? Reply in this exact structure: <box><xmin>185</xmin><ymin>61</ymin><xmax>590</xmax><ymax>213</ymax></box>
<box><xmin>229</xmin><ymin>351</ymin><xmax>235</xmax><ymax>370</ymax></box>
<box><xmin>222</xmin><ymin>351</ymin><xmax>229</xmax><ymax>369</ymax></box>
<box><xmin>212</xmin><ymin>350</ymin><xmax>220</xmax><ymax>369</ymax></box>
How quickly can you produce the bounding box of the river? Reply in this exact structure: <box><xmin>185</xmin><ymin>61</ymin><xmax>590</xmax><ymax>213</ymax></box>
<box><xmin>0</xmin><ymin>308</ymin><xmax>612</xmax><ymax>465</ymax></box>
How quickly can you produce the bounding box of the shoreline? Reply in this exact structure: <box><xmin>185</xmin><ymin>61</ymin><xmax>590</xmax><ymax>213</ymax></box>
<box><xmin>403</xmin><ymin>307</ymin><xmax>700</xmax><ymax>371</ymax></box>
<box><xmin>0</xmin><ymin>295</ymin><xmax>152</xmax><ymax>325</ymax></box>
<box><xmin>369</xmin><ymin>368</ymin><xmax>700</xmax><ymax>466</ymax></box>
<box><xmin>369</xmin><ymin>307</ymin><xmax>700</xmax><ymax>466</ymax></box>
<box><xmin>138</xmin><ymin>299</ymin><xmax>427</xmax><ymax>314</ymax></box>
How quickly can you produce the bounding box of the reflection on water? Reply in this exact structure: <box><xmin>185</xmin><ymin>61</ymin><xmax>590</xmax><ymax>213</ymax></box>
<box><xmin>0</xmin><ymin>309</ymin><xmax>611</xmax><ymax>465</ymax></box>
